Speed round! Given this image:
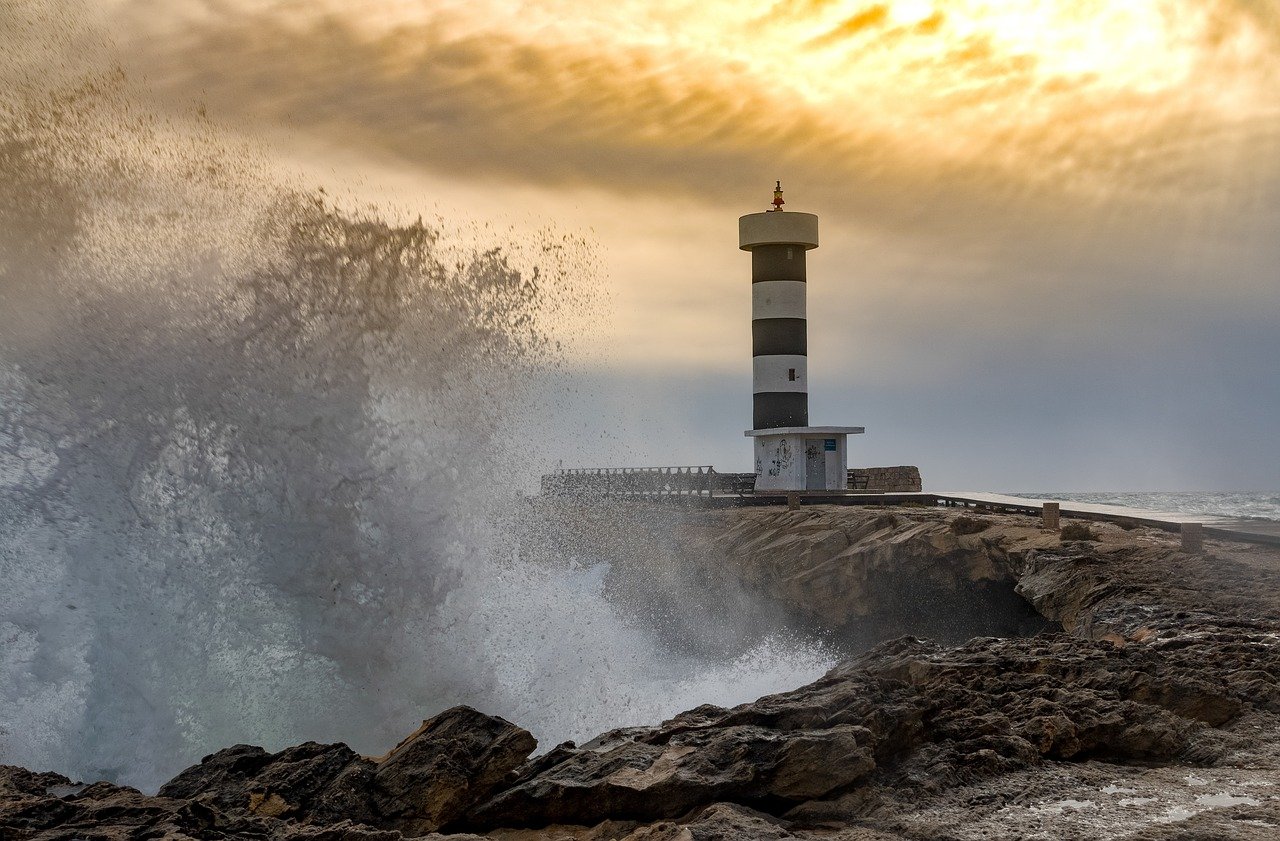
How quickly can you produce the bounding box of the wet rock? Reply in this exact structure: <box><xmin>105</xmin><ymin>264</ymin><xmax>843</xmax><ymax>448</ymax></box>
<box><xmin>158</xmin><ymin>743</ymin><xmax>273</xmax><ymax>804</ymax></box>
<box><xmin>651</xmin><ymin>721</ymin><xmax>876</xmax><ymax>802</ymax></box>
<box><xmin>619</xmin><ymin>802</ymin><xmax>794</xmax><ymax>840</ymax></box>
<box><xmin>0</xmin><ymin>765</ymin><xmax>272</xmax><ymax>840</ymax></box>
<box><xmin>471</xmin><ymin>718</ymin><xmax>876</xmax><ymax>827</ymax></box>
<box><xmin>616</xmin><ymin>801</ymin><xmax>914</xmax><ymax>841</ymax></box>
<box><xmin>272</xmin><ymin>820</ymin><xmax>406</xmax><ymax>840</ymax></box>
<box><xmin>1112</xmin><ymin>795</ymin><xmax>1280</xmax><ymax>841</ymax></box>
<box><xmin>153</xmin><ymin>705</ymin><xmax>534</xmax><ymax>835</ymax></box>
<box><xmin>468</xmin><ymin>611</ymin><xmax>1276</xmax><ymax>830</ymax></box>
<box><xmin>372</xmin><ymin>705</ymin><xmax>536</xmax><ymax>834</ymax></box>
<box><xmin>0</xmin><ymin>766</ymin><xmax>77</xmax><ymax>799</ymax></box>
<box><xmin>160</xmin><ymin>740</ymin><xmax>379</xmax><ymax>825</ymax></box>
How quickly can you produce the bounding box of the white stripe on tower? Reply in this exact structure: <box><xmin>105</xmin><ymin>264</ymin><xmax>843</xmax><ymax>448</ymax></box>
<box><xmin>751</xmin><ymin>281</ymin><xmax>807</xmax><ymax>320</ymax></box>
<box><xmin>753</xmin><ymin>355</ymin><xmax>808</xmax><ymax>392</ymax></box>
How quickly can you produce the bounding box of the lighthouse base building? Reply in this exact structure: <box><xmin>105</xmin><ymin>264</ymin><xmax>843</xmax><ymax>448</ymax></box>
<box><xmin>741</xmin><ymin>193</ymin><xmax>863</xmax><ymax>492</ymax></box>
<box><xmin>747</xmin><ymin>427</ymin><xmax>862</xmax><ymax>492</ymax></box>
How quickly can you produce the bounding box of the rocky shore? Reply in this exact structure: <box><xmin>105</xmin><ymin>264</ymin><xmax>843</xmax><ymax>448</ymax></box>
<box><xmin>5</xmin><ymin>505</ymin><xmax>1280</xmax><ymax>839</ymax></box>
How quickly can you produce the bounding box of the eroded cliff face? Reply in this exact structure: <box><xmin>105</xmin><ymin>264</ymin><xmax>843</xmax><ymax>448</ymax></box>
<box><xmin>623</xmin><ymin>506</ymin><xmax>1061</xmax><ymax>646</ymax></box>
<box><xmin>515</xmin><ymin>503</ymin><xmax>1058</xmax><ymax>660</ymax></box>
<box><xmin>6</xmin><ymin>504</ymin><xmax>1280</xmax><ymax>840</ymax></box>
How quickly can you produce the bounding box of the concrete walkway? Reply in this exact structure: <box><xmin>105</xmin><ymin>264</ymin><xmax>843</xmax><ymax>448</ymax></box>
<box><xmin>649</xmin><ymin>489</ymin><xmax>1280</xmax><ymax>547</ymax></box>
<box><xmin>936</xmin><ymin>491</ymin><xmax>1280</xmax><ymax>547</ymax></box>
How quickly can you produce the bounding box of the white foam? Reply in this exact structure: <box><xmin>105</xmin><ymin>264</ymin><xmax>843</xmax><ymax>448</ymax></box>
<box><xmin>1195</xmin><ymin>793</ymin><xmax>1261</xmax><ymax>807</ymax></box>
<box><xmin>1102</xmin><ymin>784</ymin><xmax>1139</xmax><ymax>795</ymax></box>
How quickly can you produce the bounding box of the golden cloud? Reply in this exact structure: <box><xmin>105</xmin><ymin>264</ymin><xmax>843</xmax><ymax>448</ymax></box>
<box><xmin>10</xmin><ymin>0</ymin><xmax>1280</xmax><ymax>365</ymax></box>
<box><xmin>95</xmin><ymin>1</ymin><xmax>1277</xmax><ymax>217</ymax></box>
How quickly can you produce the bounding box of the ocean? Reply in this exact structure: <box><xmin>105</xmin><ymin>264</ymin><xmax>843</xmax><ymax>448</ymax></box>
<box><xmin>1010</xmin><ymin>492</ymin><xmax>1280</xmax><ymax>523</ymax></box>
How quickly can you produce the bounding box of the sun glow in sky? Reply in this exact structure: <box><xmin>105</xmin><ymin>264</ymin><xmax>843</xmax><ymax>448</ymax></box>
<box><xmin>147</xmin><ymin>0</ymin><xmax>1272</xmax><ymax>196</ymax></box>
<box><xmin>340</xmin><ymin>0</ymin><xmax>1217</xmax><ymax>95</ymax></box>
<box><xmin>100</xmin><ymin>0</ymin><xmax>1280</xmax><ymax>201</ymax></box>
<box><xmin>395</xmin><ymin>2</ymin><xmax>1261</xmax><ymax>111</ymax></box>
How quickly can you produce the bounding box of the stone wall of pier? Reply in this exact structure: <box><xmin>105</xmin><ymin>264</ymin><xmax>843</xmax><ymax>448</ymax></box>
<box><xmin>848</xmin><ymin>466</ymin><xmax>922</xmax><ymax>493</ymax></box>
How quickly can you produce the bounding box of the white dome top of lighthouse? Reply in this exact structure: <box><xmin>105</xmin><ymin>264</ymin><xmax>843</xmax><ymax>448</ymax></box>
<box><xmin>739</xmin><ymin>211</ymin><xmax>819</xmax><ymax>250</ymax></box>
<box><xmin>739</xmin><ymin>185</ymin><xmax>819</xmax><ymax>251</ymax></box>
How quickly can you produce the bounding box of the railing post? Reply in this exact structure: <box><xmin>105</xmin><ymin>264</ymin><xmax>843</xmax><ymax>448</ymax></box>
<box><xmin>1181</xmin><ymin>522</ymin><xmax>1204</xmax><ymax>554</ymax></box>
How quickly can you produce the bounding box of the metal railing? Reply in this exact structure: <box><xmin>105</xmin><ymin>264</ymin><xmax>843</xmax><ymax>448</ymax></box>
<box><xmin>542</xmin><ymin>466</ymin><xmax>724</xmax><ymax>498</ymax></box>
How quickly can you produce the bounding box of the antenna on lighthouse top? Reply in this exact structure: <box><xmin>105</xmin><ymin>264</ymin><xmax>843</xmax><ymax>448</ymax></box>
<box><xmin>769</xmin><ymin>180</ymin><xmax>785</xmax><ymax>211</ymax></box>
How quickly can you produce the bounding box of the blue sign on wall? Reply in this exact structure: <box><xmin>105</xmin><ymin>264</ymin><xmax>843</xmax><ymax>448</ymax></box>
<box><xmin>824</xmin><ymin>439</ymin><xmax>837</xmax><ymax>451</ymax></box>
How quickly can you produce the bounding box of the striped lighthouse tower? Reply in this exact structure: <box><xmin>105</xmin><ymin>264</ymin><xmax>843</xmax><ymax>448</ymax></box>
<box><xmin>741</xmin><ymin>182</ymin><xmax>819</xmax><ymax>429</ymax></box>
<box><xmin>742</xmin><ymin>184</ymin><xmax>863</xmax><ymax>492</ymax></box>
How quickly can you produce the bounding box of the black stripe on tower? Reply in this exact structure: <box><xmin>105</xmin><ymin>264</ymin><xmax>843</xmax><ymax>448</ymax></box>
<box><xmin>751</xmin><ymin>245</ymin><xmax>806</xmax><ymax>282</ymax></box>
<box><xmin>752</xmin><ymin>318</ymin><xmax>807</xmax><ymax>356</ymax></box>
<box><xmin>754</xmin><ymin>393</ymin><xmax>808</xmax><ymax>429</ymax></box>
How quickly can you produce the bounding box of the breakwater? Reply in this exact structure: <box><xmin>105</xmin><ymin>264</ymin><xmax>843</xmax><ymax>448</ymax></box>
<box><xmin>848</xmin><ymin>465</ymin><xmax>922</xmax><ymax>493</ymax></box>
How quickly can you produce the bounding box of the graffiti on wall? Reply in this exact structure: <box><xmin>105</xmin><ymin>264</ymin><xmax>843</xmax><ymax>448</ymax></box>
<box><xmin>767</xmin><ymin>438</ymin><xmax>793</xmax><ymax>477</ymax></box>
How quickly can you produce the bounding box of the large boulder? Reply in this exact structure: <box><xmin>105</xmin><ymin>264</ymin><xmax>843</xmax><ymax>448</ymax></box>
<box><xmin>371</xmin><ymin>705</ymin><xmax>536</xmax><ymax>834</ymax></box>
<box><xmin>470</xmin><ymin>720</ymin><xmax>876</xmax><ymax>827</ymax></box>
<box><xmin>160</xmin><ymin>740</ymin><xmax>380</xmax><ymax>825</ymax></box>
<box><xmin>155</xmin><ymin>705</ymin><xmax>535</xmax><ymax>834</ymax></box>
<box><xmin>618</xmin><ymin>802</ymin><xmax>795</xmax><ymax>841</ymax></box>
<box><xmin>0</xmin><ymin>765</ymin><xmax>273</xmax><ymax>840</ymax></box>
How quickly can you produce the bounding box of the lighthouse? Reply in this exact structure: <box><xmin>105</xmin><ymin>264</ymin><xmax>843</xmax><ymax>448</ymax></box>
<box><xmin>742</xmin><ymin>183</ymin><xmax>863</xmax><ymax>492</ymax></box>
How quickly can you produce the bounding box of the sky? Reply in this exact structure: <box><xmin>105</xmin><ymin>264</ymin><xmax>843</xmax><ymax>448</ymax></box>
<box><xmin>17</xmin><ymin>0</ymin><xmax>1280</xmax><ymax>489</ymax></box>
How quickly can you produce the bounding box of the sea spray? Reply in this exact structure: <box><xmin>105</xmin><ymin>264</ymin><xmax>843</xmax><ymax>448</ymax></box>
<box><xmin>0</xmin><ymin>17</ymin><xmax>833</xmax><ymax>791</ymax></box>
<box><xmin>0</xmin><ymin>66</ymin><xmax>564</xmax><ymax>786</ymax></box>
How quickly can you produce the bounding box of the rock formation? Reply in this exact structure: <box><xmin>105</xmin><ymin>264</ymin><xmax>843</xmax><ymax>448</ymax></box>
<box><xmin>5</xmin><ymin>505</ymin><xmax>1280</xmax><ymax>839</ymax></box>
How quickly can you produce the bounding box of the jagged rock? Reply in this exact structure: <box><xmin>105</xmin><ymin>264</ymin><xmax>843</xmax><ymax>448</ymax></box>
<box><xmin>616</xmin><ymin>801</ymin><xmax>912</xmax><ymax>841</ymax></box>
<box><xmin>372</xmin><ymin>705</ymin><xmax>536</xmax><ymax>834</ymax></box>
<box><xmin>0</xmin><ymin>765</ymin><xmax>273</xmax><ymax>840</ymax></box>
<box><xmin>618</xmin><ymin>802</ymin><xmax>794</xmax><ymax>840</ymax></box>
<box><xmin>160</xmin><ymin>740</ymin><xmax>379</xmax><ymax>825</ymax></box>
<box><xmin>158</xmin><ymin>743</ymin><xmax>273</xmax><ymax>804</ymax></box>
<box><xmin>484</xmin><ymin>821</ymin><xmax>639</xmax><ymax>841</ymax></box>
<box><xmin>153</xmin><ymin>705</ymin><xmax>534</xmax><ymax>835</ymax></box>
<box><xmin>469</xmin><ymin>604</ymin><xmax>1275</xmax><ymax>830</ymax></box>
<box><xmin>272</xmin><ymin>820</ymin><xmax>406</xmax><ymax>840</ymax></box>
<box><xmin>471</xmin><ymin>717</ymin><xmax>876</xmax><ymax>827</ymax></box>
